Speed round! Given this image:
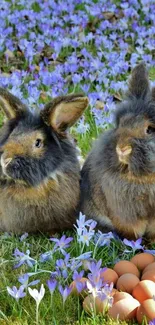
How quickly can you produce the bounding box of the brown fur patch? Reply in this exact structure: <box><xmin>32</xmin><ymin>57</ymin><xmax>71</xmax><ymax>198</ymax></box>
<box><xmin>111</xmin><ymin>216</ymin><xmax>147</xmax><ymax>239</ymax></box>
<box><xmin>123</xmin><ymin>172</ymin><xmax>155</xmax><ymax>184</ymax></box>
<box><xmin>0</xmin><ymin>171</ymin><xmax>80</xmax><ymax>233</ymax></box>
<box><xmin>2</xmin><ymin>131</ymin><xmax>45</xmax><ymax>159</ymax></box>
<box><xmin>146</xmin><ymin>219</ymin><xmax>155</xmax><ymax>242</ymax></box>
<box><xmin>5</xmin><ymin>177</ymin><xmax>59</xmax><ymax>201</ymax></box>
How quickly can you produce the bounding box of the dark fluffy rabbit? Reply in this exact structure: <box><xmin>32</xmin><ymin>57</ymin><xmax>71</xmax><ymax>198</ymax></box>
<box><xmin>80</xmin><ymin>63</ymin><xmax>155</xmax><ymax>240</ymax></box>
<box><xmin>0</xmin><ymin>88</ymin><xmax>88</xmax><ymax>233</ymax></box>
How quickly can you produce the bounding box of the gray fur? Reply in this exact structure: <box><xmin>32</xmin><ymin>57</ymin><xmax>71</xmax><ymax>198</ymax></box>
<box><xmin>80</xmin><ymin>63</ymin><xmax>155</xmax><ymax>240</ymax></box>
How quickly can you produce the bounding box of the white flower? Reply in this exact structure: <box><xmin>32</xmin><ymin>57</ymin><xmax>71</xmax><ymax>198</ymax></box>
<box><xmin>28</xmin><ymin>284</ymin><xmax>45</xmax><ymax>306</ymax></box>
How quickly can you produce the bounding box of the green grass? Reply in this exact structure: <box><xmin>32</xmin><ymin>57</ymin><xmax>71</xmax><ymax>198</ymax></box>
<box><xmin>1</xmin><ymin>228</ymin><xmax>154</xmax><ymax>324</ymax></box>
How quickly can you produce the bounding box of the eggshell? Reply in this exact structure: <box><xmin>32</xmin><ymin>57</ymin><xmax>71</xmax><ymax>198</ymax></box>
<box><xmin>143</xmin><ymin>262</ymin><xmax>155</xmax><ymax>274</ymax></box>
<box><xmin>70</xmin><ymin>277</ymin><xmax>88</xmax><ymax>297</ymax></box>
<box><xmin>136</xmin><ymin>299</ymin><xmax>155</xmax><ymax>323</ymax></box>
<box><xmin>141</xmin><ymin>270</ymin><xmax>155</xmax><ymax>282</ymax></box>
<box><xmin>113</xmin><ymin>260</ymin><xmax>140</xmax><ymax>278</ymax></box>
<box><xmin>100</xmin><ymin>268</ymin><xmax>118</xmax><ymax>285</ymax></box>
<box><xmin>130</xmin><ymin>253</ymin><xmax>154</xmax><ymax>271</ymax></box>
<box><xmin>116</xmin><ymin>273</ymin><xmax>140</xmax><ymax>294</ymax></box>
<box><xmin>108</xmin><ymin>297</ymin><xmax>140</xmax><ymax>321</ymax></box>
<box><xmin>83</xmin><ymin>294</ymin><xmax>110</xmax><ymax>315</ymax></box>
<box><xmin>113</xmin><ymin>292</ymin><xmax>134</xmax><ymax>303</ymax></box>
<box><xmin>132</xmin><ymin>280</ymin><xmax>155</xmax><ymax>303</ymax></box>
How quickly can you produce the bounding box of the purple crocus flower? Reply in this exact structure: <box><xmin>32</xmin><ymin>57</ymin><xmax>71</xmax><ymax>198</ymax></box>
<box><xmin>72</xmin><ymin>73</ymin><xmax>82</xmax><ymax>84</ymax></box>
<box><xmin>72</xmin><ymin>270</ymin><xmax>84</xmax><ymax>281</ymax></box>
<box><xmin>7</xmin><ymin>285</ymin><xmax>26</xmax><ymax>301</ymax></box>
<box><xmin>75</xmin><ymin>212</ymin><xmax>94</xmax><ymax>232</ymax></box>
<box><xmin>94</xmin><ymin>231</ymin><xmax>115</xmax><ymax>247</ymax></box>
<box><xmin>98</xmin><ymin>283</ymin><xmax>114</xmax><ymax>306</ymax></box>
<box><xmin>78</xmin><ymin>227</ymin><xmax>95</xmax><ymax>246</ymax></box>
<box><xmin>58</xmin><ymin>285</ymin><xmax>72</xmax><ymax>304</ymax></box>
<box><xmin>87</xmin><ymin>280</ymin><xmax>105</xmax><ymax>299</ymax></box>
<box><xmin>144</xmin><ymin>249</ymin><xmax>155</xmax><ymax>255</ymax></box>
<box><xmin>87</xmin><ymin>260</ymin><xmax>107</xmax><ymax>291</ymax></box>
<box><xmin>56</xmin><ymin>253</ymin><xmax>71</xmax><ymax>279</ymax></box>
<box><xmin>87</xmin><ymin>279</ymin><xmax>113</xmax><ymax>307</ymax></box>
<box><xmin>75</xmin><ymin>280</ymin><xmax>87</xmax><ymax>293</ymax></box>
<box><xmin>123</xmin><ymin>238</ymin><xmax>144</xmax><ymax>252</ymax></box>
<box><xmin>88</xmin><ymin>259</ymin><xmax>106</xmax><ymax>276</ymax></box>
<box><xmin>76</xmin><ymin>118</ymin><xmax>90</xmax><ymax>134</ymax></box>
<box><xmin>18</xmin><ymin>273</ymin><xmax>40</xmax><ymax>287</ymax></box>
<box><xmin>47</xmin><ymin>278</ymin><xmax>57</xmax><ymax>294</ymax></box>
<box><xmin>72</xmin><ymin>270</ymin><xmax>87</xmax><ymax>293</ymax></box>
<box><xmin>40</xmin><ymin>250</ymin><xmax>53</xmax><ymax>263</ymax></box>
<box><xmin>75</xmin><ymin>213</ymin><xmax>97</xmax><ymax>246</ymax></box>
<box><xmin>50</xmin><ymin>235</ymin><xmax>73</xmax><ymax>255</ymax></box>
<box><xmin>69</xmin><ymin>258</ymin><xmax>82</xmax><ymax>272</ymax></box>
<box><xmin>13</xmin><ymin>248</ymin><xmax>36</xmax><ymax>269</ymax></box>
<box><xmin>149</xmin><ymin>320</ymin><xmax>155</xmax><ymax>325</ymax></box>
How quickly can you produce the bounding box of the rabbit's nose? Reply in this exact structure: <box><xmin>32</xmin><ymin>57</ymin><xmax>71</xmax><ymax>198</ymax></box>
<box><xmin>116</xmin><ymin>145</ymin><xmax>132</xmax><ymax>161</ymax></box>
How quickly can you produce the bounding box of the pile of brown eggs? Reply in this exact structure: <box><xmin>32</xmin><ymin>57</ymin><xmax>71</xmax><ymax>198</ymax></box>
<box><xmin>70</xmin><ymin>252</ymin><xmax>155</xmax><ymax>323</ymax></box>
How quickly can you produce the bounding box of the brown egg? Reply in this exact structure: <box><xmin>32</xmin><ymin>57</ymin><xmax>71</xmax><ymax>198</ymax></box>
<box><xmin>131</xmin><ymin>253</ymin><xmax>154</xmax><ymax>271</ymax></box>
<box><xmin>141</xmin><ymin>270</ymin><xmax>155</xmax><ymax>282</ymax></box>
<box><xmin>83</xmin><ymin>294</ymin><xmax>110</xmax><ymax>315</ymax></box>
<box><xmin>116</xmin><ymin>273</ymin><xmax>140</xmax><ymax>294</ymax></box>
<box><xmin>136</xmin><ymin>299</ymin><xmax>155</xmax><ymax>323</ymax></box>
<box><xmin>132</xmin><ymin>280</ymin><xmax>155</xmax><ymax>303</ymax></box>
<box><xmin>114</xmin><ymin>260</ymin><xmax>140</xmax><ymax>278</ymax></box>
<box><xmin>70</xmin><ymin>277</ymin><xmax>88</xmax><ymax>297</ymax></box>
<box><xmin>113</xmin><ymin>292</ymin><xmax>134</xmax><ymax>304</ymax></box>
<box><xmin>100</xmin><ymin>268</ymin><xmax>118</xmax><ymax>285</ymax></box>
<box><xmin>143</xmin><ymin>262</ymin><xmax>155</xmax><ymax>275</ymax></box>
<box><xmin>108</xmin><ymin>297</ymin><xmax>140</xmax><ymax>321</ymax></box>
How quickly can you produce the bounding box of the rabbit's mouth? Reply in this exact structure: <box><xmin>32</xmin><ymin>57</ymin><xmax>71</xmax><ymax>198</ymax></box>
<box><xmin>116</xmin><ymin>145</ymin><xmax>132</xmax><ymax>165</ymax></box>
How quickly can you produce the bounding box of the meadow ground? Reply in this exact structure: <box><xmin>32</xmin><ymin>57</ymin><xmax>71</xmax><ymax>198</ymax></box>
<box><xmin>0</xmin><ymin>0</ymin><xmax>155</xmax><ymax>324</ymax></box>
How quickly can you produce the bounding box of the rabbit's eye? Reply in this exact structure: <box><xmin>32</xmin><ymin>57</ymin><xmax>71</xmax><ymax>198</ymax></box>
<box><xmin>35</xmin><ymin>139</ymin><xmax>42</xmax><ymax>148</ymax></box>
<box><xmin>146</xmin><ymin>126</ymin><xmax>155</xmax><ymax>135</ymax></box>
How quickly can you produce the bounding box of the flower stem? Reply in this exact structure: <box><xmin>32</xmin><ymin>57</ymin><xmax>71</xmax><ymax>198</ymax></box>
<box><xmin>36</xmin><ymin>303</ymin><xmax>39</xmax><ymax>325</ymax></box>
<box><xmin>93</xmin><ymin>237</ymin><xmax>101</xmax><ymax>259</ymax></box>
<box><xmin>50</xmin><ymin>293</ymin><xmax>53</xmax><ymax>308</ymax></box>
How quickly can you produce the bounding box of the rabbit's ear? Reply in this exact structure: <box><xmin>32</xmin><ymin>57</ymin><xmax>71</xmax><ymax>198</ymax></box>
<box><xmin>0</xmin><ymin>87</ymin><xmax>27</xmax><ymax>119</ymax></box>
<box><xmin>128</xmin><ymin>62</ymin><xmax>150</xmax><ymax>99</ymax></box>
<box><xmin>152</xmin><ymin>87</ymin><xmax>155</xmax><ymax>101</ymax></box>
<box><xmin>41</xmin><ymin>93</ymin><xmax>89</xmax><ymax>132</ymax></box>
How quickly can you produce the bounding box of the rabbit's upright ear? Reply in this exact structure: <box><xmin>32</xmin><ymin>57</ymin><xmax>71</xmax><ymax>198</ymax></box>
<box><xmin>0</xmin><ymin>87</ymin><xmax>27</xmax><ymax>119</ymax></box>
<box><xmin>128</xmin><ymin>62</ymin><xmax>150</xmax><ymax>99</ymax></box>
<box><xmin>41</xmin><ymin>93</ymin><xmax>89</xmax><ymax>132</ymax></box>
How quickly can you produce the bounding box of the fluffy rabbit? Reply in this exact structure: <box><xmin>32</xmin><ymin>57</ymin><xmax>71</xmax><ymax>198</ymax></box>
<box><xmin>0</xmin><ymin>88</ymin><xmax>88</xmax><ymax>233</ymax></box>
<box><xmin>80</xmin><ymin>63</ymin><xmax>155</xmax><ymax>240</ymax></box>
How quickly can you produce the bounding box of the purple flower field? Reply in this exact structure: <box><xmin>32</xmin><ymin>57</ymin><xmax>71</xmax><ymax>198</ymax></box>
<box><xmin>0</xmin><ymin>0</ymin><xmax>155</xmax><ymax>324</ymax></box>
<box><xmin>1</xmin><ymin>0</ymin><xmax>155</xmax><ymax>138</ymax></box>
